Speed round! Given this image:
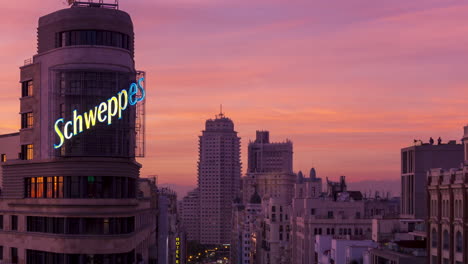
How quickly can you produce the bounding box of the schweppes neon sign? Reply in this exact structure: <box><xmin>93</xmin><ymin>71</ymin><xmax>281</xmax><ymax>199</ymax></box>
<box><xmin>53</xmin><ymin>77</ymin><xmax>146</xmax><ymax>149</ymax></box>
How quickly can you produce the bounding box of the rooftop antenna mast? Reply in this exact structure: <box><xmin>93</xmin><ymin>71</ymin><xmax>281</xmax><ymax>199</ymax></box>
<box><xmin>68</xmin><ymin>0</ymin><xmax>119</xmax><ymax>9</ymax></box>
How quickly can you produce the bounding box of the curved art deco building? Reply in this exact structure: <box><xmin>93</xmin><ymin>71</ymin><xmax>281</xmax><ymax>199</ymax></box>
<box><xmin>0</xmin><ymin>3</ymin><xmax>156</xmax><ymax>264</ymax></box>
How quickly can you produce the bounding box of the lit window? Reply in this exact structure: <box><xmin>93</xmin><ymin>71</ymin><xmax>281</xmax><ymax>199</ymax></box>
<box><xmin>21</xmin><ymin>80</ymin><xmax>33</xmax><ymax>97</ymax></box>
<box><xmin>21</xmin><ymin>144</ymin><xmax>33</xmax><ymax>160</ymax></box>
<box><xmin>21</xmin><ymin>112</ymin><xmax>34</xmax><ymax>129</ymax></box>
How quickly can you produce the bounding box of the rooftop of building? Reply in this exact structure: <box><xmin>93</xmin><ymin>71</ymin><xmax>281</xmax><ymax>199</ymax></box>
<box><xmin>69</xmin><ymin>0</ymin><xmax>119</xmax><ymax>9</ymax></box>
<box><xmin>371</xmin><ymin>240</ymin><xmax>427</xmax><ymax>258</ymax></box>
<box><xmin>248</xmin><ymin>130</ymin><xmax>292</xmax><ymax>145</ymax></box>
<box><xmin>402</xmin><ymin>137</ymin><xmax>462</xmax><ymax>151</ymax></box>
<box><xmin>296</xmin><ymin>168</ymin><xmax>322</xmax><ymax>183</ymax></box>
<box><xmin>0</xmin><ymin>132</ymin><xmax>19</xmax><ymax>138</ymax></box>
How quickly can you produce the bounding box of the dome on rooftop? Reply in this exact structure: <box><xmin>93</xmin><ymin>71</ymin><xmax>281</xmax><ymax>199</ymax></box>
<box><xmin>310</xmin><ymin>168</ymin><xmax>316</xmax><ymax>178</ymax></box>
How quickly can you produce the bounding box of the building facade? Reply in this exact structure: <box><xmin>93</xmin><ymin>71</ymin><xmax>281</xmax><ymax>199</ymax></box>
<box><xmin>0</xmin><ymin>133</ymin><xmax>20</xmax><ymax>189</ymax></box>
<box><xmin>314</xmin><ymin>235</ymin><xmax>377</xmax><ymax>264</ymax></box>
<box><xmin>157</xmin><ymin>187</ymin><xmax>185</xmax><ymax>264</ymax></box>
<box><xmin>401</xmin><ymin>141</ymin><xmax>464</xmax><ymax>219</ymax></box>
<box><xmin>231</xmin><ymin>190</ymin><xmax>263</xmax><ymax>264</ymax></box>
<box><xmin>427</xmin><ymin>125</ymin><xmax>468</xmax><ymax>264</ymax></box>
<box><xmin>180</xmin><ymin>188</ymin><xmax>200</xmax><ymax>242</ymax></box>
<box><xmin>291</xmin><ymin>175</ymin><xmax>400</xmax><ymax>264</ymax></box>
<box><xmin>257</xmin><ymin>197</ymin><xmax>292</xmax><ymax>264</ymax></box>
<box><xmin>242</xmin><ymin>131</ymin><xmax>295</xmax><ymax>204</ymax></box>
<box><xmin>0</xmin><ymin>2</ymin><xmax>157</xmax><ymax>263</ymax></box>
<box><xmin>198</xmin><ymin>112</ymin><xmax>241</xmax><ymax>245</ymax></box>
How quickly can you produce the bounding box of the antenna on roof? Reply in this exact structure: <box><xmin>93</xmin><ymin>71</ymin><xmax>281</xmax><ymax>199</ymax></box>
<box><xmin>219</xmin><ymin>104</ymin><xmax>224</xmax><ymax>118</ymax></box>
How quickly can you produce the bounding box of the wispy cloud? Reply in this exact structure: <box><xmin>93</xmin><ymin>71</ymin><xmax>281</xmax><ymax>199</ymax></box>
<box><xmin>0</xmin><ymin>0</ymin><xmax>467</xmax><ymax>185</ymax></box>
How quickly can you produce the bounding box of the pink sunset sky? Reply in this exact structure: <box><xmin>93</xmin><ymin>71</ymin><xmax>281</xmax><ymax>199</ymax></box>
<box><xmin>1</xmin><ymin>0</ymin><xmax>468</xmax><ymax>195</ymax></box>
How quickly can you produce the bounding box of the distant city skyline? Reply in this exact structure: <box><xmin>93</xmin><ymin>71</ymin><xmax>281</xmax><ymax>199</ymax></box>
<box><xmin>1</xmin><ymin>0</ymin><xmax>468</xmax><ymax>187</ymax></box>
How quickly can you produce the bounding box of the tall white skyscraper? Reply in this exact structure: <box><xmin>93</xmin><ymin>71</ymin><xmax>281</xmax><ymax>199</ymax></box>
<box><xmin>198</xmin><ymin>112</ymin><xmax>241</xmax><ymax>244</ymax></box>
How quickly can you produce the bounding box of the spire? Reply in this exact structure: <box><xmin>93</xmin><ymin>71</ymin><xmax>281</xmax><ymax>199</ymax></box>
<box><xmin>297</xmin><ymin>171</ymin><xmax>304</xmax><ymax>183</ymax></box>
<box><xmin>219</xmin><ymin>104</ymin><xmax>224</xmax><ymax>118</ymax></box>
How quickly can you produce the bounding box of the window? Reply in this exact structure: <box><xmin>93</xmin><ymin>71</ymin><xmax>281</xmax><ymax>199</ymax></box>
<box><xmin>21</xmin><ymin>80</ymin><xmax>33</xmax><ymax>97</ymax></box>
<box><xmin>20</xmin><ymin>144</ymin><xmax>33</xmax><ymax>160</ymax></box>
<box><xmin>0</xmin><ymin>215</ymin><xmax>3</xmax><ymax>229</ymax></box>
<box><xmin>11</xmin><ymin>216</ymin><xmax>18</xmax><ymax>231</ymax></box>
<box><xmin>327</xmin><ymin>211</ymin><xmax>334</xmax><ymax>219</ymax></box>
<box><xmin>1</xmin><ymin>154</ymin><xmax>6</xmax><ymax>162</ymax></box>
<box><xmin>443</xmin><ymin>229</ymin><xmax>449</xmax><ymax>250</ymax></box>
<box><xmin>21</xmin><ymin>112</ymin><xmax>34</xmax><ymax>129</ymax></box>
<box><xmin>56</xmin><ymin>30</ymin><xmax>131</xmax><ymax>51</ymax></box>
<box><xmin>0</xmin><ymin>246</ymin><xmax>2</xmax><ymax>260</ymax></box>
<box><xmin>25</xmin><ymin>176</ymin><xmax>135</xmax><ymax>199</ymax></box>
<box><xmin>36</xmin><ymin>177</ymin><xmax>44</xmax><ymax>198</ymax></box>
<box><xmin>27</xmin><ymin>249</ymin><xmax>134</xmax><ymax>264</ymax></box>
<box><xmin>11</xmin><ymin>247</ymin><xmax>18</xmax><ymax>264</ymax></box>
<box><xmin>310</xmin><ymin>209</ymin><xmax>315</xmax><ymax>215</ymax></box>
<box><xmin>456</xmin><ymin>231</ymin><xmax>463</xmax><ymax>252</ymax></box>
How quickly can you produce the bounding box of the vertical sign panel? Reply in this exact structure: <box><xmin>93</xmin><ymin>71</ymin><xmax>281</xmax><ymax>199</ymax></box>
<box><xmin>135</xmin><ymin>70</ymin><xmax>146</xmax><ymax>157</ymax></box>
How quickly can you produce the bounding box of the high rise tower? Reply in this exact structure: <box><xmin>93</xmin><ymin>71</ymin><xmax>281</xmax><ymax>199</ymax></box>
<box><xmin>242</xmin><ymin>131</ymin><xmax>295</xmax><ymax>203</ymax></box>
<box><xmin>0</xmin><ymin>2</ymin><xmax>156</xmax><ymax>263</ymax></box>
<box><xmin>198</xmin><ymin>112</ymin><xmax>241</xmax><ymax>245</ymax></box>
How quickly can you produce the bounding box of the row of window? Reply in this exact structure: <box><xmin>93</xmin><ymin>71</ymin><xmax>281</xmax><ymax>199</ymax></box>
<box><xmin>55</xmin><ymin>30</ymin><xmax>131</xmax><ymax>51</ymax></box>
<box><xmin>270</xmin><ymin>213</ymin><xmax>288</xmax><ymax>222</ymax></box>
<box><xmin>25</xmin><ymin>176</ymin><xmax>136</xmax><ymax>199</ymax></box>
<box><xmin>26</xmin><ymin>249</ymin><xmax>135</xmax><ymax>264</ymax></box>
<box><xmin>313</xmin><ymin>227</ymin><xmax>367</xmax><ymax>236</ymax></box>
<box><xmin>431</xmin><ymin>228</ymin><xmax>463</xmax><ymax>252</ymax></box>
<box><xmin>0</xmin><ymin>215</ymin><xmax>18</xmax><ymax>231</ymax></box>
<box><xmin>27</xmin><ymin>216</ymin><xmax>134</xmax><ymax>235</ymax></box>
<box><xmin>0</xmin><ymin>246</ymin><xmax>17</xmax><ymax>263</ymax></box>
<box><xmin>434</xmin><ymin>198</ymin><xmax>466</xmax><ymax>218</ymax></box>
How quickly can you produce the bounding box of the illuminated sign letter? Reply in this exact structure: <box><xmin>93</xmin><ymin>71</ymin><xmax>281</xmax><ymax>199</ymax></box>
<box><xmin>107</xmin><ymin>96</ymin><xmax>118</xmax><ymax>125</ymax></box>
<box><xmin>128</xmin><ymin>83</ymin><xmax>138</xmax><ymax>106</ymax></box>
<box><xmin>64</xmin><ymin>121</ymin><xmax>73</xmax><ymax>139</ymax></box>
<box><xmin>54</xmin><ymin>118</ymin><xmax>65</xmax><ymax>149</ymax></box>
<box><xmin>137</xmin><ymin>77</ymin><xmax>146</xmax><ymax>103</ymax></box>
<box><xmin>97</xmin><ymin>102</ymin><xmax>107</xmax><ymax>123</ymax></box>
<box><xmin>118</xmin><ymin>89</ymin><xmax>128</xmax><ymax>119</ymax></box>
<box><xmin>73</xmin><ymin>110</ymin><xmax>83</xmax><ymax>135</ymax></box>
<box><xmin>84</xmin><ymin>107</ymin><xmax>98</xmax><ymax>129</ymax></box>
